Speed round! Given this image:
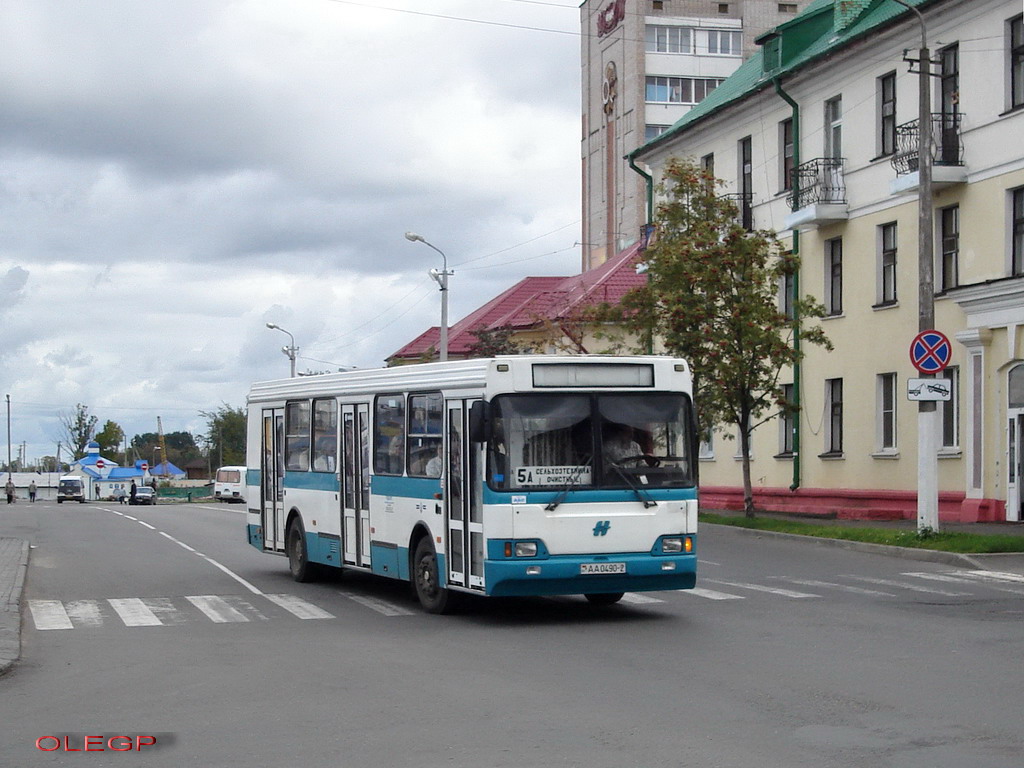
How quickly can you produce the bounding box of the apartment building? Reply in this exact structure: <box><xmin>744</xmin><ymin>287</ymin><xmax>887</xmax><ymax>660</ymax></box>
<box><xmin>629</xmin><ymin>0</ymin><xmax>1024</xmax><ymax>522</ymax></box>
<box><xmin>580</xmin><ymin>0</ymin><xmax>812</xmax><ymax>271</ymax></box>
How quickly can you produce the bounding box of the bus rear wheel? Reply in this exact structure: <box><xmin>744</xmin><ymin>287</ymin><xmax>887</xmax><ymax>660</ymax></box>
<box><xmin>287</xmin><ymin>518</ymin><xmax>316</xmax><ymax>583</ymax></box>
<box><xmin>412</xmin><ymin>538</ymin><xmax>454</xmax><ymax>614</ymax></box>
<box><xmin>584</xmin><ymin>592</ymin><xmax>624</xmax><ymax>606</ymax></box>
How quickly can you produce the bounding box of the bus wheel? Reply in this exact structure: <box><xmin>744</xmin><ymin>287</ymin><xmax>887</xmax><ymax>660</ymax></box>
<box><xmin>584</xmin><ymin>592</ymin><xmax>624</xmax><ymax>606</ymax></box>
<box><xmin>287</xmin><ymin>518</ymin><xmax>316</xmax><ymax>583</ymax></box>
<box><xmin>412</xmin><ymin>538</ymin><xmax>452</xmax><ymax>614</ymax></box>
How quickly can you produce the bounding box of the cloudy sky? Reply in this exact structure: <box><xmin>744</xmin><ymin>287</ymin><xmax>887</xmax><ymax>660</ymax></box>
<box><xmin>0</xmin><ymin>0</ymin><xmax>584</xmax><ymax>464</ymax></box>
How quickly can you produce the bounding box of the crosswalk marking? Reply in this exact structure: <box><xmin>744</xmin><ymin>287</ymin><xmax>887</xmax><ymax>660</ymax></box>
<box><xmin>64</xmin><ymin>600</ymin><xmax>104</xmax><ymax>627</ymax></box>
<box><xmin>784</xmin><ymin>578</ymin><xmax>895</xmax><ymax>597</ymax></box>
<box><xmin>619</xmin><ymin>592</ymin><xmax>664</xmax><ymax>605</ymax></box>
<box><xmin>29</xmin><ymin>600</ymin><xmax>74</xmax><ymax>630</ymax></box>
<box><xmin>681</xmin><ymin>587</ymin><xmax>744</xmax><ymax>601</ymax></box>
<box><xmin>705</xmin><ymin>579</ymin><xmax>818</xmax><ymax>598</ymax></box>
<box><xmin>187</xmin><ymin>595</ymin><xmax>251</xmax><ymax>623</ymax></box>
<box><xmin>843</xmin><ymin>575</ymin><xmax>969</xmax><ymax>597</ymax></box>
<box><xmin>108</xmin><ymin>598</ymin><xmax>163</xmax><ymax>626</ymax></box>
<box><xmin>339</xmin><ymin>591</ymin><xmax>415</xmax><ymax>616</ymax></box>
<box><xmin>264</xmin><ymin>593</ymin><xmax>335</xmax><ymax>619</ymax></box>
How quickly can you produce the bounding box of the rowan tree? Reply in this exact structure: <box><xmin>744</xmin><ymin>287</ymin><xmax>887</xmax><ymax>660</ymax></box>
<box><xmin>617</xmin><ymin>158</ymin><xmax>831</xmax><ymax>516</ymax></box>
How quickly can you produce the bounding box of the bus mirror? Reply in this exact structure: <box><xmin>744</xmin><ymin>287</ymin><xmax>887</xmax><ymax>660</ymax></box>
<box><xmin>469</xmin><ymin>400</ymin><xmax>490</xmax><ymax>443</ymax></box>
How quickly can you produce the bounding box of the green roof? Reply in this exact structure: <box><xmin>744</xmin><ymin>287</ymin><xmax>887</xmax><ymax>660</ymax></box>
<box><xmin>631</xmin><ymin>0</ymin><xmax>933</xmax><ymax>161</ymax></box>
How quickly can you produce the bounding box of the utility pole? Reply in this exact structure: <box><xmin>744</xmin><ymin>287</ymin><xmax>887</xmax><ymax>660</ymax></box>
<box><xmin>5</xmin><ymin>394</ymin><xmax>11</xmax><ymax>481</ymax></box>
<box><xmin>896</xmin><ymin>0</ymin><xmax>940</xmax><ymax>533</ymax></box>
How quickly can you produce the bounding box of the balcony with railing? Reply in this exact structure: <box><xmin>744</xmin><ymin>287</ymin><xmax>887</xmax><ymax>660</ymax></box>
<box><xmin>783</xmin><ymin>157</ymin><xmax>848</xmax><ymax>230</ymax></box>
<box><xmin>890</xmin><ymin>112</ymin><xmax>967</xmax><ymax>195</ymax></box>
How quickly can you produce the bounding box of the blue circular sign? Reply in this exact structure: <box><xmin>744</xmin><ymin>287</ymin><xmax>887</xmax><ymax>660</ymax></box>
<box><xmin>910</xmin><ymin>330</ymin><xmax>952</xmax><ymax>373</ymax></box>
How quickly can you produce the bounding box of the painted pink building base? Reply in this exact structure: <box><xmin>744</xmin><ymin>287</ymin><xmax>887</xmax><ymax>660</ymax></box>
<box><xmin>699</xmin><ymin>485</ymin><xmax>1006</xmax><ymax>523</ymax></box>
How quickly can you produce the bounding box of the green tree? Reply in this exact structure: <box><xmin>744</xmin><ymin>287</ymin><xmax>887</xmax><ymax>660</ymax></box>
<box><xmin>95</xmin><ymin>420</ymin><xmax>125</xmax><ymax>461</ymax></box>
<box><xmin>617</xmin><ymin>158</ymin><xmax>831</xmax><ymax>516</ymax></box>
<box><xmin>59</xmin><ymin>404</ymin><xmax>98</xmax><ymax>459</ymax></box>
<box><xmin>466</xmin><ymin>326</ymin><xmax>525</xmax><ymax>357</ymax></box>
<box><xmin>201</xmin><ymin>405</ymin><xmax>246</xmax><ymax>467</ymax></box>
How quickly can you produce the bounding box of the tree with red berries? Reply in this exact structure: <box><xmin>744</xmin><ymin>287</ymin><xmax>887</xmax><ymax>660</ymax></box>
<box><xmin>616</xmin><ymin>158</ymin><xmax>831</xmax><ymax>516</ymax></box>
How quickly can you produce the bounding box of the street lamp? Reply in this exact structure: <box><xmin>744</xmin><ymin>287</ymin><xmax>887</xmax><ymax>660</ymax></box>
<box><xmin>266</xmin><ymin>322</ymin><xmax>298</xmax><ymax>378</ymax></box>
<box><xmin>405</xmin><ymin>231</ymin><xmax>453</xmax><ymax>362</ymax></box>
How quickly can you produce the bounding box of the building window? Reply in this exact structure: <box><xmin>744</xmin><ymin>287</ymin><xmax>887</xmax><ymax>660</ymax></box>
<box><xmin>879</xmin><ymin>222</ymin><xmax>898</xmax><ymax>305</ymax></box>
<box><xmin>941</xmin><ymin>367</ymin><xmax>959</xmax><ymax>449</ymax></box>
<box><xmin>780</xmin><ymin>267</ymin><xmax>795</xmax><ymax>319</ymax></box>
<box><xmin>706</xmin><ymin>30</ymin><xmax>742</xmax><ymax>56</ymax></box>
<box><xmin>779</xmin><ymin>383</ymin><xmax>795</xmax><ymax>456</ymax></box>
<box><xmin>738</xmin><ymin>136</ymin><xmax>753</xmax><ymax>230</ymax></box>
<box><xmin>780</xmin><ymin>118</ymin><xmax>794</xmax><ymax>191</ymax></box>
<box><xmin>825</xmin><ymin>378</ymin><xmax>843</xmax><ymax>455</ymax></box>
<box><xmin>701</xmin><ymin>152</ymin><xmax>715</xmax><ymax>176</ymax></box>
<box><xmin>1011</xmin><ymin>15</ymin><xmax>1024</xmax><ymax>109</ymax></box>
<box><xmin>652</xmin><ymin>1</ymin><xmax>664</xmax><ymax>10</ymax></box>
<box><xmin>645</xmin><ymin>25</ymin><xmax>692</xmax><ymax>54</ymax></box>
<box><xmin>825</xmin><ymin>237</ymin><xmax>843</xmax><ymax>315</ymax></box>
<box><xmin>1014</xmin><ymin>188</ymin><xmax>1024</xmax><ymax>276</ymax></box>
<box><xmin>879</xmin><ymin>72</ymin><xmax>897</xmax><ymax>156</ymax></box>
<box><xmin>878</xmin><ymin>373</ymin><xmax>897</xmax><ymax>451</ymax></box>
<box><xmin>645</xmin><ymin>76</ymin><xmax>724</xmax><ymax>104</ymax></box>
<box><xmin>718</xmin><ymin>4</ymin><xmax>730</xmax><ymax>14</ymax></box>
<box><xmin>779</xmin><ymin>3</ymin><xmax>797</xmax><ymax>12</ymax></box>
<box><xmin>939</xmin><ymin>205</ymin><xmax>959</xmax><ymax>292</ymax></box>
<box><xmin>645</xmin><ymin>124</ymin><xmax>670</xmax><ymax>142</ymax></box>
<box><xmin>825</xmin><ymin>96</ymin><xmax>842</xmax><ymax>159</ymax></box>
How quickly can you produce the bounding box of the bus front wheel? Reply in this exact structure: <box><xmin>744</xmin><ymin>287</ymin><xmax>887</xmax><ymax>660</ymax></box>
<box><xmin>287</xmin><ymin>518</ymin><xmax>316</xmax><ymax>583</ymax></box>
<box><xmin>412</xmin><ymin>538</ymin><xmax>453</xmax><ymax>614</ymax></box>
<box><xmin>584</xmin><ymin>592</ymin><xmax>624</xmax><ymax>606</ymax></box>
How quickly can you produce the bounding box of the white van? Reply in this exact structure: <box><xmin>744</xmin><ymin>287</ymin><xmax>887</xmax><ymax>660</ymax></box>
<box><xmin>57</xmin><ymin>476</ymin><xmax>86</xmax><ymax>504</ymax></box>
<box><xmin>214</xmin><ymin>466</ymin><xmax>246</xmax><ymax>503</ymax></box>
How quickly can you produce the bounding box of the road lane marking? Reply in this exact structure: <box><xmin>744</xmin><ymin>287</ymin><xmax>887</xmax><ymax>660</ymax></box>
<box><xmin>705</xmin><ymin>579</ymin><xmax>818</xmax><ymax>598</ymax></box>
<box><xmin>339</xmin><ymin>591</ymin><xmax>415</xmax><ymax>616</ymax></box>
<box><xmin>201</xmin><ymin>556</ymin><xmax>263</xmax><ymax>595</ymax></box>
<box><xmin>108</xmin><ymin>598</ymin><xmax>163</xmax><ymax>627</ymax></box>
<box><xmin>963</xmin><ymin>570</ymin><xmax>1024</xmax><ymax>584</ymax></box>
<box><xmin>187</xmin><ymin>595</ymin><xmax>251</xmax><ymax>623</ymax></box>
<box><xmin>784</xmin><ymin>578</ymin><xmax>895</xmax><ymax>597</ymax></box>
<box><xmin>619</xmin><ymin>592</ymin><xmax>664</xmax><ymax>604</ymax></box>
<box><xmin>29</xmin><ymin>600</ymin><xmax>74</xmax><ymax>630</ymax></box>
<box><xmin>264</xmin><ymin>593</ymin><xmax>335</xmax><ymax>619</ymax></box>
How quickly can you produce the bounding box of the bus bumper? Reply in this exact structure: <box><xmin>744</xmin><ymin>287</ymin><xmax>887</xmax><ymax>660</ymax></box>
<box><xmin>483</xmin><ymin>551</ymin><xmax>697</xmax><ymax>598</ymax></box>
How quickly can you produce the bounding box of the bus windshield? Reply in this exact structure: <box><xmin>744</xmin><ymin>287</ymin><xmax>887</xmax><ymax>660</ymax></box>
<box><xmin>488</xmin><ymin>393</ymin><xmax>695</xmax><ymax>491</ymax></box>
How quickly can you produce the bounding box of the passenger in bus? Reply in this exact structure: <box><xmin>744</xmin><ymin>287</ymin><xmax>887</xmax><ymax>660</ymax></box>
<box><xmin>425</xmin><ymin>444</ymin><xmax>443</xmax><ymax>478</ymax></box>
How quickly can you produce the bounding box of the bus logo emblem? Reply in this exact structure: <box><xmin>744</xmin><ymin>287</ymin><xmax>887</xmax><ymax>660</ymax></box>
<box><xmin>593</xmin><ymin>520</ymin><xmax>611</xmax><ymax>536</ymax></box>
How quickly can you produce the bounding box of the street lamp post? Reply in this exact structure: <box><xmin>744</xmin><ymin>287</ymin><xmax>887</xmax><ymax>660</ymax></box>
<box><xmin>405</xmin><ymin>232</ymin><xmax>453</xmax><ymax>362</ymax></box>
<box><xmin>266</xmin><ymin>323</ymin><xmax>298</xmax><ymax>378</ymax></box>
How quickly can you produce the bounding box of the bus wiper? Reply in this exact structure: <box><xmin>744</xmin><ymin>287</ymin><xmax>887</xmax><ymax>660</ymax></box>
<box><xmin>610</xmin><ymin>463</ymin><xmax>658</xmax><ymax>508</ymax></box>
<box><xmin>545</xmin><ymin>456</ymin><xmax>593</xmax><ymax>511</ymax></box>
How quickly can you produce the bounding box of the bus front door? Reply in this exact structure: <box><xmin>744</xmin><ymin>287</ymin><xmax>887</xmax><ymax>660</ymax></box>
<box><xmin>261</xmin><ymin>408</ymin><xmax>285</xmax><ymax>552</ymax></box>
<box><xmin>445</xmin><ymin>401</ymin><xmax>484</xmax><ymax>591</ymax></box>
<box><xmin>341</xmin><ymin>404</ymin><xmax>372</xmax><ymax>566</ymax></box>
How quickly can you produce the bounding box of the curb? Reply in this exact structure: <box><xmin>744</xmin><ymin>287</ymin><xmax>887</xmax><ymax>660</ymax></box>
<box><xmin>703</xmin><ymin>521</ymin><xmax>996</xmax><ymax>569</ymax></box>
<box><xmin>0</xmin><ymin>539</ymin><xmax>30</xmax><ymax>678</ymax></box>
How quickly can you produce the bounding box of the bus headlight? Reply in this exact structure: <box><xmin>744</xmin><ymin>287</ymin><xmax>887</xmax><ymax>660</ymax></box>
<box><xmin>515</xmin><ymin>542</ymin><xmax>538</xmax><ymax>557</ymax></box>
<box><xmin>662</xmin><ymin>537</ymin><xmax>683</xmax><ymax>553</ymax></box>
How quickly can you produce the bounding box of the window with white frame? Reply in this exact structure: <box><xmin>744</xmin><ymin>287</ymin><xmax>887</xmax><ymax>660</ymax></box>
<box><xmin>878</xmin><ymin>72</ymin><xmax>897</xmax><ymax>156</ymax></box>
<box><xmin>645</xmin><ymin>25</ymin><xmax>692</xmax><ymax>54</ymax></box>
<box><xmin>780</xmin><ymin>118</ymin><xmax>794</xmax><ymax>191</ymax></box>
<box><xmin>825</xmin><ymin>237</ymin><xmax>843</xmax><ymax>315</ymax></box>
<box><xmin>645</xmin><ymin>76</ymin><xmax>724</xmax><ymax>104</ymax></box>
<box><xmin>1013</xmin><ymin>188</ymin><xmax>1024</xmax><ymax>276</ymax></box>
<box><xmin>645</xmin><ymin>124</ymin><xmax>670</xmax><ymax>142</ymax></box>
<box><xmin>879</xmin><ymin>222</ymin><xmax>898</xmax><ymax>305</ymax></box>
<box><xmin>877</xmin><ymin>373</ymin><xmax>897</xmax><ymax>451</ymax></box>
<box><xmin>824</xmin><ymin>378</ymin><xmax>843</xmax><ymax>455</ymax></box>
<box><xmin>706</xmin><ymin>30</ymin><xmax>742</xmax><ymax>56</ymax></box>
<box><xmin>780</xmin><ymin>268</ymin><xmax>795</xmax><ymax>320</ymax></box>
<box><xmin>824</xmin><ymin>96</ymin><xmax>842</xmax><ymax>159</ymax></box>
<box><xmin>939</xmin><ymin>205</ymin><xmax>959</xmax><ymax>292</ymax></box>
<box><xmin>941</xmin><ymin>366</ymin><xmax>959</xmax><ymax>449</ymax></box>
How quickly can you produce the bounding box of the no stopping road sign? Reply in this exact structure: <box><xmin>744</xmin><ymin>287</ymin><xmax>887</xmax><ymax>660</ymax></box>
<box><xmin>910</xmin><ymin>330</ymin><xmax>952</xmax><ymax>374</ymax></box>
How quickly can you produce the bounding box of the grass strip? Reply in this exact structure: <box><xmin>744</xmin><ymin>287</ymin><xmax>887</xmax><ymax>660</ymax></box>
<box><xmin>698</xmin><ymin>512</ymin><xmax>1024</xmax><ymax>554</ymax></box>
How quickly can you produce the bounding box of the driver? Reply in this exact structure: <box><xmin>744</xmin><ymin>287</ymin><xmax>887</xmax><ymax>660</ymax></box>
<box><xmin>603</xmin><ymin>423</ymin><xmax>643</xmax><ymax>465</ymax></box>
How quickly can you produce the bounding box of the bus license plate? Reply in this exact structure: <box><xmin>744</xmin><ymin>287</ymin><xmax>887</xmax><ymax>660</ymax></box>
<box><xmin>580</xmin><ymin>562</ymin><xmax>625</xmax><ymax>575</ymax></box>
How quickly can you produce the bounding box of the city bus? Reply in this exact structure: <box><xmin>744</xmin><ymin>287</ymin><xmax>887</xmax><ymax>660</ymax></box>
<box><xmin>245</xmin><ymin>355</ymin><xmax>698</xmax><ymax>613</ymax></box>
<box><xmin>213</xmin><ymin>466</ymin><xmax>247</xmax><ymax>503</ymax></box>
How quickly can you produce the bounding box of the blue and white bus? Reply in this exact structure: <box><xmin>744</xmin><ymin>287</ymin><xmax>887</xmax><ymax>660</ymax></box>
<box><xmin>245</xmin><ymin>355</ymin><xmax>698</xmax><ymax>613</ymax></box>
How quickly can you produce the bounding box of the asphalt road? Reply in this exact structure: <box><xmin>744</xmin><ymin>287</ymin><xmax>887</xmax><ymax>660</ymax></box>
<box><xmin>2</xmin><ymin>500</ymin><xmax>1022</xmax><ymax>768</ymax></box>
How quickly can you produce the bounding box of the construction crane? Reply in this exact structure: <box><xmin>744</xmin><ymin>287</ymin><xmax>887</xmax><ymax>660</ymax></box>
<box><xmin>156</xmin><ymin>416</ymin><xmax>169</xmax><ymax>478</ymax></box>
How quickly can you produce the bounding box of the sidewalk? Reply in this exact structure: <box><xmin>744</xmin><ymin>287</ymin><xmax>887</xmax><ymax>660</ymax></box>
<box><xmin>0</xmin><ymin>537</ymin><xmax>30</xmax><ymax>677</ymax></box>
<box><xmin>703</xmin><ymin>508</ymin><xmax>1024</xmax><ymax>573</ymax></box>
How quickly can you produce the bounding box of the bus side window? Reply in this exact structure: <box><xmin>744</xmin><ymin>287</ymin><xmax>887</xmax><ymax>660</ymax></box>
<box><xmin>374</xmin><ymin>394</ymin><xmax>406</xmax><ymax>475</ymax></box>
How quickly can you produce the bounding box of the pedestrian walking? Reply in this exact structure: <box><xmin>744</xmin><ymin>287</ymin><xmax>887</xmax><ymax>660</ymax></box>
<box><xmin>5</xmin><ymin>478</ymin><xmax>15</xmax><ymax>504</ymax></box>
<box><xmin>28</xmin><ymin>480</ymin><xmax>37</xmax><ymax>503</ymax></box>
<box><xmin>129</xmin><ymin>480</ymin><xmax>137</xmax><ymax>504</ymax></box>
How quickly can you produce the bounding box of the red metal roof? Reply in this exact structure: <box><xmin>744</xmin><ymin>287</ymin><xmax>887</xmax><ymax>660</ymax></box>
<box><xmin>388</xmin><ymin>242</ymin><xmax>645</xmax><ymax>361</ymax></box>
